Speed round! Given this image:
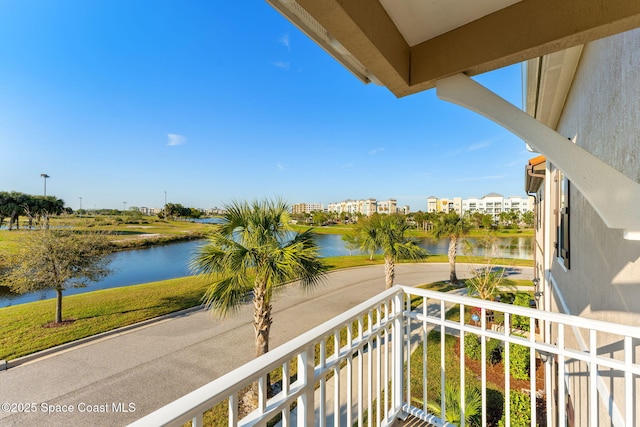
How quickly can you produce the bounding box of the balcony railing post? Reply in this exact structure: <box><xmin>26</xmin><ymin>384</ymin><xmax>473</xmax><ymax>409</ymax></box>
<box><xmin>128</xmin><ymin>286</ymin><xmax>640</xmax><ymax>427</ymax></box>
<box><xmin>392</xmin><ymin>292</ymin><xmax>404</xmax><ymax>419</ymax></box>
<box><xmin>297</xmin><ymin>345</ymin><xmax>315</xmax><ymax>426</ymax></box>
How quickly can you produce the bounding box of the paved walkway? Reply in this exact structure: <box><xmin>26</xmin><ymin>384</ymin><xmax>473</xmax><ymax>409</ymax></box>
<box><xmin>0</xmin><ymin>263</ymin><xmax>532</xmax><ymax>426</ymax></box>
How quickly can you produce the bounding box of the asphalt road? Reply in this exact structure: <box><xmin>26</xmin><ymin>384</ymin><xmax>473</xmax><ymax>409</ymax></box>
<box><xmin>0</xmin><ymin>263</ymin><xmax>532</xmax><ymax>426</ymax></box>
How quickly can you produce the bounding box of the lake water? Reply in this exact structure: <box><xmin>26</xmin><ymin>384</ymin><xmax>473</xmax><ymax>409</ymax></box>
<box><xmin>0</xmin><ymin>232</ymin><xmax>532</xmax><ymax>307</ymax></box>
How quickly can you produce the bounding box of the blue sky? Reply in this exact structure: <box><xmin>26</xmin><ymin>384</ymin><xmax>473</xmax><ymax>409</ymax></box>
<box><xmin>0</xmin><ymin>1</ymin><xmax>532</xmax><ymax>212</ymax></box>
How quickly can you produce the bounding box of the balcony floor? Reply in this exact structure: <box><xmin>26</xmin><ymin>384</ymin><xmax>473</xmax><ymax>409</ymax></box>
<box><xmin>393</xmin><ymin>416</ymin><xmax>431</xmax><ymax>427</ymax></box>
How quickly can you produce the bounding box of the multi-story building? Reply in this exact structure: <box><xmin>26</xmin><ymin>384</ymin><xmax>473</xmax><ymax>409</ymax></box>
<box><xmin>429</xmin><ymin>194</ymin><xmax>532</xmax><ymax>219</ymax></box>
<box><xmin>374</xmin><ymin>199</ymin><xmax>397</xmax><ymax>214</ymax></box>
<box><xmin>291</xmin><ymin>203</ymin><xmax>324</xmax><ymax>214</ymax></box>
<box><xmin>427</xmin><ymin>196</ymin><xmax>462</xmax><ymax>215</ymax></box>
<box><xmin>327</xmin><ymin>198</ymin><xmax>397</xmax><ymax>216</ymax></box>
<box><xmin>138</xmin><ymin>207</ymin><xmax>163</xmax><ymax>215</ymax></box>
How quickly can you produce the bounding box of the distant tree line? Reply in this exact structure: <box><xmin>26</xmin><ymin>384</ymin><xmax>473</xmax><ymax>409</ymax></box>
<box><xmin>160</xmin><ymin>203</ymin><xmax>202</xmax><ymax>220</ymax></box>
<box><xmin>291</xmin><ymin>208</ymin><xmax>534</xmax><ymax>230</ymax></box>
<box><xmin>0</xmin><ymin>191</ymin><xmax>65</xmax><ymax>230</ymax></box>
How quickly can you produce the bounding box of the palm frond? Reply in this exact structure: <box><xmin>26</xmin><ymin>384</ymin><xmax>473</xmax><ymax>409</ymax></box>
<box><xmin>201</xmin><ymin>275</ymin><xmax>252</xmax><ymax>317</ymax></box>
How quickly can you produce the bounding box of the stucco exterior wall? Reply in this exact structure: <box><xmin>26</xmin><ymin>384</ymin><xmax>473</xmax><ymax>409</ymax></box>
<box><xmin>547</xmin><ymin>28</ymin><xmax>640</xmax><ymax>427</ymax></box>
<box><xmin>551</xmin><ymin>28</ymin><xmax>640</xmax><ymax>327</ymax></box>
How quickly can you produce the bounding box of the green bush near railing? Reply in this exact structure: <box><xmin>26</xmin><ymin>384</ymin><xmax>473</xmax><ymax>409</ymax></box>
<box><xmin>509</xmin><ymin>338</ymin><xmax>531</xmax><ymax>380</ymax></box>
<box><xmin>498</xmin><ymin>390</ymin><xmax>531</xmax><ymax>427</ymax></box>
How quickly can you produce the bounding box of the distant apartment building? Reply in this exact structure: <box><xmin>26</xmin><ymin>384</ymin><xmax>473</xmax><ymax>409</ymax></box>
<box><xmin>327</xmin><ymin>198</ymin><xmax>398</xmax><ymax>216</ymax></box>
<box><xmin>428</xmin><ymin>193</ymin><xmax>532</xmax><ymax>219</ymax></box>
<box><xmin>291</xmin><ymin>203</ymin><xmax>324</xmax><ymax>214</ymax></box>
<box><xmin>138</xmin><ymin>207</ymin><xmax>163</xmax><ymax>215</ymax></box>
<box><xmin>203</xmin><ymin>207</ymin><xmax>225</xmax><ymax>215</ymax></box>
<box><xmin>426</xmin><ymin>196</ymin><xmax>463</xmax><ymax>215</ymax></box>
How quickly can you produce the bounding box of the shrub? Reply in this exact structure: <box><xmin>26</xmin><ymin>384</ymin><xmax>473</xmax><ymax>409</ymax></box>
<box><xmin>509</xmin><ymin>339</ymin><xmax>530</xmax><ymax>380</ymax></box>
<box><xmin>464</xmin><ymin>336</ymin><xmax>502</xmax><ymax>365</ymax></box>
<box><xmin>498</xmin><ymin>390</ymin><xmax>531</xmax><ymax>427</ymax></box>
<box><xmin>512</xmin><ymin>292</ymin><xmax>532</xmax><ymax>331</ymax></box>
<box><xmin>465</xmin><ymin>335</ymin><xmax>482</xmax><ymax>360</ymax></box>
<box><xmin>486</xmin><ymin>338</ymin><xmax>503</xmax><ymax>365</ymax></box>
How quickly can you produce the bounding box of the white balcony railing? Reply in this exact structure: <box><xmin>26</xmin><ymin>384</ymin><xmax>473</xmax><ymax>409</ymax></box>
<box><xmin>130</xmin><ymin>286</ymin><xmax>640</xmax><ymax>427</ymax></box>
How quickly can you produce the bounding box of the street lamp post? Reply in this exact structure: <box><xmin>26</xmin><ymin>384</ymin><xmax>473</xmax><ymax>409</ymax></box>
<box><xmin>123</xmin><ymin>201</ymin><xmax>127</xmax><ymax>213</ymax></box>
<box><xmin>40</xmin><ymin>173</ymin><xmax>50</xmax><ymax>196</ymax></box>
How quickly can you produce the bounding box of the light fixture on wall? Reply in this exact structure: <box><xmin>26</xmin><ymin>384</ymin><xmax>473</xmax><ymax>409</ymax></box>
<box><xmin>533</xmin><ymin>278</ymin><xmax>542</xmax><ymax>307</ymax></box>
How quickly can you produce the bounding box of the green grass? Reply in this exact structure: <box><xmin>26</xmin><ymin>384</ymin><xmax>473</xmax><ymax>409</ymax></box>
<box><xmin>0</xmin><ymin>276</ymin><xmax>209</xmax><ymax>360</ymax></box>
<box><xmin>0</xmin><ymin>253</ymin><xmax>533</xmax><ymax>361</ymax></box>
<box><xmin>0</xmin><ymin>217</ymin><xmax>211</xmax><ymax>253</ymax></box>
<box><xmin>289</xmin><ymin>223</ymin><xmax>355</xmax><ymax>235</ymax></box>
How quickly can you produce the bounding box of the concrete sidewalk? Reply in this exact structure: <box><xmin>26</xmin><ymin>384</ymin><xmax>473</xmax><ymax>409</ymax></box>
<box><xmin>0</xmin><ymin>263</ymin><xmax>532</xmax><ymax>426</ymax></box>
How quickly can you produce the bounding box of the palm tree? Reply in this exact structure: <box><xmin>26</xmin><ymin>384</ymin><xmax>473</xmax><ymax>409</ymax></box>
<box><xmin>350</xmin><ymin>214</ymin><xmax>428</xmax><ymax>288</ymax></box>
<box><xmin>463</xmin><ymin>232</ymin><xmax>516</xmax><ymax>300</ymax></box>
<box><xmin>431</xmin><ymin>211</ymin><xmax>471</xmax><ymax>284</ymax></box>
<box><xmin>427</xmin><ymin>381</ymin><xmax>482</xmax><ymax>427</ymax></box>
<box><xmin>190</xmin><ymin>199</ymin><xmax>327</xmax><ymax>360</ymax></box>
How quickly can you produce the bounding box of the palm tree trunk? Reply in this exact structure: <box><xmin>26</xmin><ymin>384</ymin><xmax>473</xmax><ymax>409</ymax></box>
<box><xmin>384</xmin><ymin>256</ymin><xmax>395</xmax><ymax>289</ymax></box>
<box><xmin>55</xmin><ymin>288</ymin><xmax>63</xmax><ymax>323</ymax></box>
<box><xmin>448</xmin><ymin>236</ymin><xmax>458</xmax><ymax>283</ymax></box>
<box><xmin>252</xmin><ymin>280</ymin><xmax>272</xmax><ymax>402</ymax></box>
<box><xmin>253</xmin><ymin>286</ymin><xmax>271</xmax><ymax>357</ymax></box>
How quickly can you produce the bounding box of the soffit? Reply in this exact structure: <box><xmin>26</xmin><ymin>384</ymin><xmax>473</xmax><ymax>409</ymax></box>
<box><xmin>267</xmin><ymin>0</ymin><xmax>640</xmax><ymax>98</ymax></box>
<box><xmin>525</xmin><ymin>46</ymin><xmax>583</xmax><ymax>129</ymax></box>
<box><xmin>379</xmin><ymin>0</ymin><xmax>521</xmax><ymax>47</ymax></box>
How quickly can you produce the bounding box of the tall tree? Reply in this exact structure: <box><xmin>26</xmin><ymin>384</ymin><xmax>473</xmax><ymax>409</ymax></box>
<box><xmin>349</xmin><ymin>214</ymin><xmax>428</xmax><ymax>288</ymax></box>
<box><xmin>521</xmin><ymin>210</ymin><xmax>534</xmax><ymax>228</ymax></box>
<box><xmin>1</xmin><ymin>229</ymin><xmax>113</xmax><ymax>323</ymax></box>
<box><xmin>431</xmin><ymin>211</ymin><xmax>471</xmax><ymax>284</ymax></box>
<box><xmin>189</xmin><ymin>199</ymin><xmax>327</xmax><ymax>361</ymax></box>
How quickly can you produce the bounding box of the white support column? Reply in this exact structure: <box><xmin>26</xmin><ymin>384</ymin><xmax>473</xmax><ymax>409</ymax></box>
<box><xmin>392</xmin><ymin>293</ymin><xmax>404</xmax><ymax>419</ymax></box>
<box><xmin>298</xmin><ymin>346</ymin><xmax>316</xmax><ymax>426</ymax></box>
<box><xmin>436</xmin><ymin>73</ymin><xmax>640</xmax><ymax>240</ymax></box>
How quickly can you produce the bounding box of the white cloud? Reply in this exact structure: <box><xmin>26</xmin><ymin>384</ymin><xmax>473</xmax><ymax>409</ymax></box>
<box><xmin>278</xmin><ymin>33</ymin><xmax>290</xmax><ymax>50</ymax></box>
<box><xmin>167</xmin><ymin>133</ymin><xmax>186</xmax><ymax>146</ymax></box>
<box><xmin>276</xmin><ymin>163</ymin><xmax>285</xmax><ymax>171</ymax></box>
<box><xmin>446</xmin><ymin>140</ymin><xmax>492</xmax><ymax>156</ymax></box>
<box><xmin>369</xmin><ymin>147</ymin><xmax>385</xmax><ymax>155</ymax></box>
<box><xmin>467</xmin><ymin>141</ymin><xmax>492</xmax><ymax>151</ymax></box>
<box><xmin>272</xmin><ymin>61</ymin><xmax>290</xmax><ymax>70</ymax></box>
<box><xmin>341</xmin><ymin>163</ymin><xmax>354</xmax><ymax>169</ymax></box>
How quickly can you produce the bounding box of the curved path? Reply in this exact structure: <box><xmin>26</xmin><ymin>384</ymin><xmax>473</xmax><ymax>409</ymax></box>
<box><xmin>0</xmin><ymin>263</ymin><xmax>532</xmax><ymax>426</ymax></box>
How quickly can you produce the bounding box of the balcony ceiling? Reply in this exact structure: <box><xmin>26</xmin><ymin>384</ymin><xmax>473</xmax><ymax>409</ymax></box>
<box><xmin>267</xmin><ymin>0</ymin><xmax>640</xmax><ymax>97</ymax></box>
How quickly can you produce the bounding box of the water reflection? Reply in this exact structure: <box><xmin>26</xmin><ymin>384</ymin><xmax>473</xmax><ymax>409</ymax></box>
<box><xmin>0</xmin><ymin>232</ymin><xmax>532</xmax><ymax>307</ymax></box>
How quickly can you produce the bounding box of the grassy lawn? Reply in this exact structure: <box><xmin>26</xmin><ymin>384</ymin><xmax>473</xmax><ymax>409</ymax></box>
<box><xmin>0</xmin><ymin>217</ymin><xmax>212</xmax><ymax>253</ymax></box>
<box><xmin>0</xmin><ymin>276</ymin><xmax>209</xmax><ymax>360</ymax></box>
<box><xmin>0</xmin><ymin>254</ymin><xmax>532</xmax><ymax>361</ymax></box>
<box><xmin>290</xmin><ymin>223</ymin><xmax>355</xmax><ymax>235</ymax></box>
<box><xmin>0</xmin><ymin>248</ymin><xmax>535</xmax><ymax>425</ymax></box>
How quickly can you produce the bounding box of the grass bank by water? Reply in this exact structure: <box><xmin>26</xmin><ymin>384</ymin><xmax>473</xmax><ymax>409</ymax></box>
<box><xmin>0</xmin><ymin>255</ymin><xmax>532</xmax><ymax>361</ymax></box>
<box><xmin>0</xmin><ymin>217</ymin><xmax>212</xmax><ymax>254</ymax></box>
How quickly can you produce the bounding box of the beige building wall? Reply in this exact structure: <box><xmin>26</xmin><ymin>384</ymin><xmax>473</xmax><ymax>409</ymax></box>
<box><xmin>541</xmin><ymin>28</ymin><xmax>640</xmax><ymax>427</ymax></box>
<box><xmin>550</xmin><ymin>28</ymin><xmax>640</xmax><ymax>327</ymax></box>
